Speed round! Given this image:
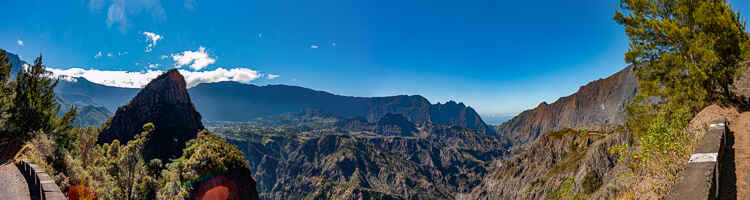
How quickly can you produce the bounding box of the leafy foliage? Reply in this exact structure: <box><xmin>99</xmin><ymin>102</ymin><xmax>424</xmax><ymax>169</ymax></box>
<box><xmin>0</xmin><ymin>49</ymin><xmax>254</xmax><ymax>199</ymax></box>
<box><xmin>610</xmin><ymin>0</ymin><xmax>750</xmax><ymax>198</ymax></box>
<box><xmin>0</xmin><ymin>51</ymin><xmax>77</xmax><ymax>154</ymax></box>
<box><xmin>615</xmin><ymin>0</ymin><xmax>749</xmax><ymax>165</ymax></box>
<box><xmin>67</xmin><ymin>185</ymin><xmax>95</xmax><ymax>200</ymax></box>
<box><xmin>159</xmin><ymin>130</ymin><xmax>251</xmax><ymax>199</ymax></box>
<box><xmin>545</xmin><ymin>177</ymin><xmax>584</xmax><ymax>200</ymax></box>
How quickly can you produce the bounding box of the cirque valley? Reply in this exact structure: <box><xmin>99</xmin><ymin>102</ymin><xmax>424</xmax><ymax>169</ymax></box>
<box><xmin>4</xmin><ymin>0</ymin><xmax>750</xmax><ymax>199</ymax></box>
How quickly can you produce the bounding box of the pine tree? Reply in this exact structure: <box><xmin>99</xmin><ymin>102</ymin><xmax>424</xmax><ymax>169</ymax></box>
<box><xmin>616</xmin><ymin>0</ymin><xmax>750</xmax><ymax>113</ymax></box>
<box><xmin>6</xmin><ymin>55</ymin><xmax>77</xmax><ymax>145</ymax></box>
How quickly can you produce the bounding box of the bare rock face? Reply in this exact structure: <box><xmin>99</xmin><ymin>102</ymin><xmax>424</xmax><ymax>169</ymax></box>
<box><xmin>97</xmin><ymin>69</ymin><xmax>205</xmax><ymax>161</ymax></box>
<box><xmin>497</xmin><ymin>65</ymin><xmax>638</xmax><ymax>152</ymax></box>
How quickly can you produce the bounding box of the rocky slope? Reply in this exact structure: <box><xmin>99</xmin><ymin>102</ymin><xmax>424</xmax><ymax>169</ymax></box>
<box><xmin>97</xmin><ymin>69</ymin><xmax>205</xmax><ymax>161</ymax></box>
<box><xmin>55</xmin><ymin>77</ymin><xmax>138</xmax><ymax>113</ymax></box>
<box><xmin>213</xmin><ymin>116</ymin><xmax>507</xmax><ymax>200</ymax></box>
<box><xmin>469</xmin><ymin>128</ymin><xmax>633</xmax><ymax>199</ymax></box>
<box><xmin>496</xmin><ymin>65</ymin><xmax>638</xmax><ymax>152</ymax></box>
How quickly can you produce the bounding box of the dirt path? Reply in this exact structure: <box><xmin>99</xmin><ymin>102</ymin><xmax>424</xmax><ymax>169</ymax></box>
<box><xmin>0</xmin><ymin>162</ymin><xmax>30</xmax><ymax>200</ymax></box>
<box><xmin>730</xmin><ymin>112</ymin><xmax>750</xmax><ymax>199</ymax></box>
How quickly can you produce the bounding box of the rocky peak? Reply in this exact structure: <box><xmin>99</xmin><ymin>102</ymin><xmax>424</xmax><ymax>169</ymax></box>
<box><xmin>141</xmin><ymin>69</ymin><xmax>190</xmax><ymax>104</ymax></box>
<box><xmin>98</xmin><ymin>69</ymin><xmax>204</xmax><ymax>161</ymax></box>
<box><xmin>430</xmin><ymin>100</ymin><xmax>495</xmax><ymax>135</ymax></box>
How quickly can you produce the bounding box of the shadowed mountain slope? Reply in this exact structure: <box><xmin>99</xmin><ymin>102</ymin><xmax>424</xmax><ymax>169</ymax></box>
<box><xmin>97</xmin><ymin>69</ymin><xmax>204</xmax><ymax>161</ymax></box>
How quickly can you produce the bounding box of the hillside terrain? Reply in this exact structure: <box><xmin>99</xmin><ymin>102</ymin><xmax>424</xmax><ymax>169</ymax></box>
<box><xmin>208</xmin><ymin>114</ymin><xmax>507</xmax><ymax>199</ymax></box>
<box><xmin>495</xmin><ymin>65</ymin><xmax>638</xmax><ymax>153</ymax></box>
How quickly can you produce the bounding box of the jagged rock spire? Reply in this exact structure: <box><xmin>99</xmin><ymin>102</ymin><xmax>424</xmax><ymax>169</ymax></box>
<box><xmin>98</xmin><ymin>69</ymin><xmax>204</xmax><ymax>161</ymax></box>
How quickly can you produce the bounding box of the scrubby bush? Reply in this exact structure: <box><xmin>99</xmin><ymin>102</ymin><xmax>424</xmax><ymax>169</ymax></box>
<box><xmin>159</xmin><ymin>130</ymin><xmax>252</xmax><ymax>199</ymax></box>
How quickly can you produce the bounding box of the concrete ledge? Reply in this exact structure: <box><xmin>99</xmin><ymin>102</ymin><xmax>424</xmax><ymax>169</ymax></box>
<box><xmin>16</xmin><ymin>160</ymin><xmax>67</xmax><ymax>200</ymax></box>
<box><xmin>668</xmin><ymin>119</ymin><xmax>729</xmax><ymax>200</ymax></box>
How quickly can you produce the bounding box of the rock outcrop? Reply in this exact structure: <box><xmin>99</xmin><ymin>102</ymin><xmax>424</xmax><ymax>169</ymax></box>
<box><xmin>97</xmin><ymin>69</ymin><xmax>204</xmax><ymax>161</ymax></box>
<box><xmin>496</xmin><ymin>65</ymin><xmax>638</xmax><ymax>152</ymax></box>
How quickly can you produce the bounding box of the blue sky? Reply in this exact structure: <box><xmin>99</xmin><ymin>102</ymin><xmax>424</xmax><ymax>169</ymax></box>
<box><xmin>4</xmin><ymin>0</ymin><xmax>750</xmax><ymax>116</ymax></box>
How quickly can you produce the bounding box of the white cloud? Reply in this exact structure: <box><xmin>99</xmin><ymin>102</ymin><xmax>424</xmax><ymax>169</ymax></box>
<box><xmin>47</xmin><ymin>68</ymin><xmax>163</xmax><ymax>88</ymax></box>
<box><xmin>107</xmin><ymin>52</ymin><xmax>113</xmax><ymax>57</ymax></box>
<box><xmin>142</xmin><ymin>31</ymin><xmax>163</xmax><ymax>52</ymax></box>
<box><xmin>17</xmin><ymin>40</ymin><xmax>23</xmax><ymax>46</ymax></box>
<box><xmin>310</xmin><ymin>45</ymin><xmax>319</xmax><ymax>49</ymax></box>
<box><xmin>171</xmin><ymin>46</ymin><xmax>216</xmax><ymax>70</ymax></box>
<box><xmin>148</xmin><ymin>63</ymin><xmax>160</xmax><ymax>68</ymax></box>
<box><xmin>94</xmin><ymin>51</ymin><xmax>103</xmax><ymax>59</ymax></box>
<box><xmin>180</xmin><ymin>68</ymin><xmax>261</xmax><ymax>88</ymax></box>
<box><xmin>160</xmin><ymin>55</ymin><xmax>169</xmax><ymax>59</ymax></box>
<box><xmin>118</xmin><ymin>51</ymin><xmax>128</xmax><ymax>56</ymax></box>
<box><xmin>266</xmin><ymin>74</ymin><xmax>280</xmax><ymax>79</ymax></box>
<box><xmin>47</xmin><ymin>67</ymin><xmax>264</xmax><ymax>88</ymax></box>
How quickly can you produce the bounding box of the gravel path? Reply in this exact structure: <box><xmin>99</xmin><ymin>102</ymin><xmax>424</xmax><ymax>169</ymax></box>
<box><xmin>0</xmin><ymin>162</ymin><xmax>30</xmax><ymax>200</ymax></box>
<box><xmin>731</xmin><ymin>112</ymin><xmax>750</xmax><ymax>199</ymax></box>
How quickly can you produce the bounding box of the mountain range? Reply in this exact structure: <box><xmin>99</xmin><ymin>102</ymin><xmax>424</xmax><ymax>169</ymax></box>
<box><xmin>4</xmin><ymin>51</ymin><xmax>495</xmax><ymax>135</ymax></box>
<box><xmin>5</xmin><ymin>50</ymin><xmax>646</xmax><ymax>199</ymax></box>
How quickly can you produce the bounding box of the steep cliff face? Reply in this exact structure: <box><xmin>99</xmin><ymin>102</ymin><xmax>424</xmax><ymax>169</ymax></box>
<box><xmin>497</xmin><ymin>65</ymin><xmax>638</xmax><ymax>151</ymax></box>
<box><xmin>97</xmin><ymin>69</ymin><xmax>204</xmax><ymax>161</ymax></box>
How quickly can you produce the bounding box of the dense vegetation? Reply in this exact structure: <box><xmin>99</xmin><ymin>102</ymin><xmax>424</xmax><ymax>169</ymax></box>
<box><xmin>0</xmin><ymin>50</ymin><xmax>252</xmax><ymax>200</ymax></box>
<box><xmin>612</xmin><ymin>0</ymin><xmax>750</xmax><ymax>197</ymax></box>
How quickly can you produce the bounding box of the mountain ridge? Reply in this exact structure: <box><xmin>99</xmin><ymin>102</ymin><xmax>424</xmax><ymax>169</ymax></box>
<box><xmin>495</xmin><ymin>65</ymin><xmax>638</xmax><ymax>152</ymax></box>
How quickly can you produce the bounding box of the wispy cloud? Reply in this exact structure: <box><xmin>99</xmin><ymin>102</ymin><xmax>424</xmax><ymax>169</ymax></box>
<box><xmin>17</xmin><ymin>40</ymin><xmax>24</xmax><ymax>46</ymax></box>
<box><xmin>47</xmin><ymin>67</ymin><xmax>264</xmax><ymax>88</ymax></box>
<box><xmin>91</xmin><ymin>0</ymin><xmax>166</xmax><ymax>33</ymax></box>
<box><xmin>184</xmin><ymin>0</ymin><xmax>197</xmax><ymax>10</ymax></box>
<box><xmin>310</xmin><ymin>45</ymin><xmax>319</xmax><ymax>49</ymax></box>
<box><xmin>107</xmin><ymin>52</ymin><xmax>113</xmax><ymax>57</ymax></box>
<box><xmin>171</xmin><ymin>46</ymin><xmax>216</xmax><ymax>71</ymax></box>
<box><xmin>142</xmin><ymin>31</ymin><xmax>163</xmax><ymax>52</ymax></box>
<box><xmin>266</xmin><ymin>74</ymin><xmax>280</xmax><ymax>79</ymax></box>
<box><xmin>118</xmin><ymin>51</ymin><xmax>128</xmax><ymax>56</ymax></box>
<box><xmin>94</xmin><ymin>51</ymin><xmax>103</xmax><ymax>59</ymax></box>
<box><xmin>148</xmin><ymin>63</ymin><xmax>160</xmax><ymax>68</ymax></box>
